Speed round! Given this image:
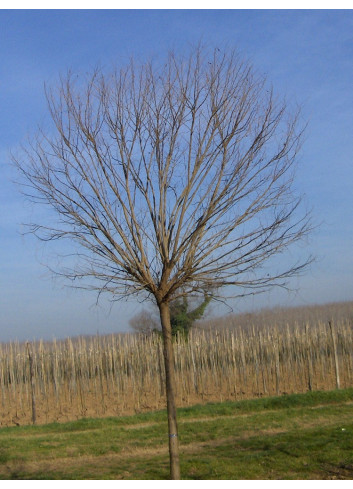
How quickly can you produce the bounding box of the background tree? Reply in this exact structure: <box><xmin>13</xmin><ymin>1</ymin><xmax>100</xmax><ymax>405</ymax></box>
<box><xmin>14</xmin><ymin>46</ymin><xmax>312</xmax><ymax>479</ymax></box>
<box><xmin>128</xmin><ymin>309</ymin><xmax>160</xmax><ymax>335</ymax></box>
<box><xmin>130</xmin><ymin>293</ymin><xmax>212</xmax><ymax>337</ymax></box>
<box><xmin>169</xmin><ymin>293</ymin><xmax>212</xmax><ymax>338</ymax></box>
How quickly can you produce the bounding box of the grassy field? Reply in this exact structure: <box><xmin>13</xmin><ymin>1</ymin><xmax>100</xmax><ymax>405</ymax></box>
<box><xmin>0</xmin><ymin>388</ymin><xmax>353</xmax><ymax>480</ymax></box>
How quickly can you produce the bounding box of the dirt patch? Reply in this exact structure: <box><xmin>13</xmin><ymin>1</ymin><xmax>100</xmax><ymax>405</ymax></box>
<box><xmin>0</xmin><ymin>369</ymin><xmax>349</xmax><ymax>428</ymax></box>
<box><xmin>321</xmin><ymin>463</ymin><xmax>353</xmax><ymax>480</ymax></box>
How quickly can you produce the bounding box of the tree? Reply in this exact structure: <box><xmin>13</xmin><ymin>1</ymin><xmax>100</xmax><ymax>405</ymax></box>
<box><xmin>14</xmin><ymin>46</ymin><xmax>312</xmax><ymax>479</ymax></box>
<box><xmin>130</xmin><ymin>293</ymin><xmax>212</xmax><ymax>337</ymax></box>
<box><xmin>169</xmin><ymin>293</ymin><xmax>212</xmax><ymax>337</ymax></box>
<box><xmin>129</xmin><ymin>309</ymin><xmax>159</xmax><ymax>335</ymax></box>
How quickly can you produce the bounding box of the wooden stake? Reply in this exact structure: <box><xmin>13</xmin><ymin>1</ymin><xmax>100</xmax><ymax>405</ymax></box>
<box><xmin>329</xmin><ymin>321</ymin><xmax>341</xmax><ymax>389</ymax></box>
<box><xmin>26</xmin><ymin>342</ymin><xmax>36</xmax><ymax>425</ymax></box>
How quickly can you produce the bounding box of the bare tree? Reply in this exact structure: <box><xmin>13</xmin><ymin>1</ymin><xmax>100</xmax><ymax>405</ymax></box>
<box><xmin>129</xmin><ymin>309</ymin><xmax>159</xmax><ymax>335</ymax></box>
<box><xmin>14</xmin><ymin>46</ymin><xmax>312</xmax><ymax>479</ymax></box>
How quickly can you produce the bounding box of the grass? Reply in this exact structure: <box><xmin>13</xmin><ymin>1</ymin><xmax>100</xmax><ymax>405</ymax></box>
<box><xmin>0</xmin><ymin>388</ymin><xmax>353</xmax><ymax>479</ymax></box>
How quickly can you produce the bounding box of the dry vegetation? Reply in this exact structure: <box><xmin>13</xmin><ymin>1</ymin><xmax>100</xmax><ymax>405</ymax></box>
<box><xmin>1</xmin><ymin>301</ymin><xmax>352</xmax><ymax>427</ymax></box>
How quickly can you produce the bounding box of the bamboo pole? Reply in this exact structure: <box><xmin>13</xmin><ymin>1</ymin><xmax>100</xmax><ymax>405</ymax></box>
<box><xmin>305</xmin><ymin>323</ymin><xmax>313</xmax><ymax>392</ymax></box>
<box><xmin>329</xmin><ymin>321</ymin><xmax>341</xmax><ymax>389</ymax></box>
<box><xmin>26</xmin><ymin>342</ymin><xmax>36</xmax><ymax>425</ymax></box>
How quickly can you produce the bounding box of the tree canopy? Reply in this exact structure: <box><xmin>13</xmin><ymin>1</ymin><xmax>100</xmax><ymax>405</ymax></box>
<box><xmin>15</xmin><ymin>48</ymin><xmax>311</xmax><ymax>307</ymax></box>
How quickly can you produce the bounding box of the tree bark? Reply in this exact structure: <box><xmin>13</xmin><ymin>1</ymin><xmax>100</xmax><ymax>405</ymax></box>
<box><xmin>158</xmin><ymin>301</ymin><xmax>181</xmax><ymax>480</ymax></box>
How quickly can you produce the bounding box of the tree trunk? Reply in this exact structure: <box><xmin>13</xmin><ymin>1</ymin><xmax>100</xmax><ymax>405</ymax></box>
<box><xmin>158</xmin><ymin>301</ymin><xmax>181</xmax><ymax>480</ymax></box>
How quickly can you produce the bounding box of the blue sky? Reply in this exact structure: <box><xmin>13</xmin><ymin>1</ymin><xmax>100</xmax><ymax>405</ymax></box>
<box><xmin>0</xmin><ymin>10</ymin><xmax>352</xmax><ymax>342</ymax></box>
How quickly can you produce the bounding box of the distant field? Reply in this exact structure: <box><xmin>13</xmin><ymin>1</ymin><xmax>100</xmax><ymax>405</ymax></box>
<box><xmin>0</xmin><ymin>301</ymin><xmax>352</xmax><ymax>426</ymax></box>
<box><xmin>0</xmin><ymin>389</ymin><xmax>353</xmax><ymax>479</ymax></box>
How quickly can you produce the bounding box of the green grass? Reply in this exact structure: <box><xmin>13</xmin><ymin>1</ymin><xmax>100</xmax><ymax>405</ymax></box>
<box><xmin>0</xmin><ymin>388</ymin><xmax>353</xmax><ymax>479</ymax></box>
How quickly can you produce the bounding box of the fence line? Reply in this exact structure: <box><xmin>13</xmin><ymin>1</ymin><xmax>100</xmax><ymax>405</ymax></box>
<box><xmin>0</xmin><ymin>319</ymin><xmax>352</xmax><ymax>426</ymax></box>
